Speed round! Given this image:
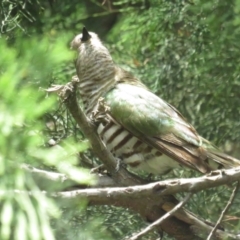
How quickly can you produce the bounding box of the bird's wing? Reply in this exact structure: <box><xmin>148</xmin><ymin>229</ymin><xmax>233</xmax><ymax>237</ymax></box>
<box><xmin>104</xmin><ymin>83</ymin><xmax>240</xmax><ymax>173</ymax></box>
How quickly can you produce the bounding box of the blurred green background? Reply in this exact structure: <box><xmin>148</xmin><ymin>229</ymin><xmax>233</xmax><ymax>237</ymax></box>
<box><xmin>1</xmin><ymin>0</ymin><xmax>240</xmax><ymax>239</ymax></box>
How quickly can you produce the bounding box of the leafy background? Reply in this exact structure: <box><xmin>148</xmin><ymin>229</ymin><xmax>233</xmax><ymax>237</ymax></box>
<box><xmin>1</xmin><ymin>0</ymin><xmax>240</xmax><ymax>239</ymax></box>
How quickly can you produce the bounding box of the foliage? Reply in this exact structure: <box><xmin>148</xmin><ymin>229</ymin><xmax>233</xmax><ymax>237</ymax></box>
<box><xmin>1</xmin><ymin>0</ymin><xmax>240</xmax><ymax>239</ymax></box>
<box><xmin>0</xmin><ymin>35</ymin><xmax>94</xmax><ymax>239</ymax></box>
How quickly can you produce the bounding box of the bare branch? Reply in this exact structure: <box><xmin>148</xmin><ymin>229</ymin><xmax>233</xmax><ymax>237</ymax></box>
<box><xmin>21</xmin><ymin>163</ymin><xmax>240</xmax><ymax>197</ymax></box>
<box><xmin>4</xmin><ymin>162</ymin><xmax>240</xmax><ymax>240</ymax></box>
<box><xmin>206</xmin><ymin>181</ymin><xmax>240</xmax><ymax>240</ymax></box>
<box><xmin>153</xmin><ymin>167</ymin><xmax>240</xmax><ymax>196</ymax></box>
<box><xmin>129</xmin><ymin>193</ymin><xmax>194</xmax><ymax>240</ymax></box>
<box><xmin>21</xmin><ymin>163</ymin><xmax>116</xmax><ymax>189</ymax></box>
<box><xmin>1</xmin><ymin>188</ymin><xmax>238</xmax><ymax>240</ymax></box>
<box><xmin>22</xmin><ymin>164</ymin><xmax>68</xmax><ymax>182</ymax></box>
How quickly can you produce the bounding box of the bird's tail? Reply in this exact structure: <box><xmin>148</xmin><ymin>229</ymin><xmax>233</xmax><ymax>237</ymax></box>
<box><xmin>201</xmin><ymin>138</ymin><xmax>240</xmax><ymax>170</ymax></box>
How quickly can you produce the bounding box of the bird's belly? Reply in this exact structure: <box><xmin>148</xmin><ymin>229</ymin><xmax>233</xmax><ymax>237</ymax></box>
<box><xmin>97</xmin><ymin>122</ymin><xmax>179</xmax><ymax>175</ymax></box>
<box><xmin>125</xmin><ymin>153</ymin><xmax>180</xmax><ymax>175</ymax></box>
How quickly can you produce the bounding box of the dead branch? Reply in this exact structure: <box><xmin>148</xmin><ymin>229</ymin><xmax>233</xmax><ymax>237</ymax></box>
<box><xmin>21</xmin><ymin>163</ymin><xmax>116</xmax><ymax>189</ymax></box>
<box><xmin>22</xmin><ymin>161</ymin><xmax>240</xmax><ymax>196</ymax></box>
<box><xmin>1</xmin><ymin>187</ymin><xmax>238</xmax><ymax>240</ymax></box>
<box><xmin>7</xmin><ymin>162</ymin><xmax>240</xmax><ymax>240</ymax></box>
<box><xmin>129</xmin><ymin>193</ymin><xmax>194</xmax><ymax>240</ymax></box>
<box><xmin>206</xmin><ymin>181</ymin><xmax>240</xmax><ymax>240</ymax></box>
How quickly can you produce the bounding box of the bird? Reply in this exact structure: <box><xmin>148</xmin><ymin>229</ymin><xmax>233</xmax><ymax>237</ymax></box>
<box><xmin>70</xmin><ymin>27</ymin><xmax>240</xmax><ymax>175</ymax></box>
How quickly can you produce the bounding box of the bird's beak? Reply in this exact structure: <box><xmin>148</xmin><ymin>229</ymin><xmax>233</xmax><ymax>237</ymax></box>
<box><xmin>81</xmin><ymin>27</ymin><xmax>91</xmax><ymax>42</ymax></box>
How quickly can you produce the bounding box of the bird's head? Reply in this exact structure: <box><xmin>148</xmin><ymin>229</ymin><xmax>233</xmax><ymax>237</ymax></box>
<box><xmin>70</xmin><ymin>27</ymin><xmax>105</xmax><ymax>52</ymax></box>
<box><xmin>71</xmin><ymin>27</ymin><xmax>114</xmax><ymax>77</ymax></box>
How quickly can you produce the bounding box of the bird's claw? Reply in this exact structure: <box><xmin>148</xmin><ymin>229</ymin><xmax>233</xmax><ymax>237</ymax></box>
<box><xmin>115</xmin><ymin>158</ymin><xmax>127</xmax><ymax>172</ymax></box>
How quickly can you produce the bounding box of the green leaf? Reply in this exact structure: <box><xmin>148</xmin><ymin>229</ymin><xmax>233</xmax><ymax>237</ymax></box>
<box><xmin>1</xmin><ymin>201</ymin><xmax>13</xmax><ymax>239</ymax></box>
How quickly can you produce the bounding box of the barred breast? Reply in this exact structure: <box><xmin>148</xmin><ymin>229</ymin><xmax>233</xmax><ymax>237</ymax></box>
<box><xmin>96</xmin><ymin>119</ymin><xmax>180</xmax><ymax>175</ymax></box>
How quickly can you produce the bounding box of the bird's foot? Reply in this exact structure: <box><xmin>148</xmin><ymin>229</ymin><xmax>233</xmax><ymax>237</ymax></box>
<box><xmin>115</xmin><ymin>158</ymin><xmax>126</xmax><ymax>172</ymax></box>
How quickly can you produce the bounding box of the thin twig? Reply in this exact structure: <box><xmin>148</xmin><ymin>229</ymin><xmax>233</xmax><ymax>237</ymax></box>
<box><xmin>206</xmin><ymin>181</ymin><xmax>240</xmax><ymax>240</ymax></box>
<box><xmin>129</xmin><ymin>193</ymin><xmax>194</xmax><ymax>240</ymax></box>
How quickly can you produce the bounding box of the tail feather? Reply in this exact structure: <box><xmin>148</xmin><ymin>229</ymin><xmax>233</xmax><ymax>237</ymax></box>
<box><xmin>201</xmin><ymin>138</ymin><xmax>240</xmax><ymax>169</ymax></box>
<box><xmin>207</xmin><ymin>150</ymin><xmax>240</xmax><ymax>169</ymax></box>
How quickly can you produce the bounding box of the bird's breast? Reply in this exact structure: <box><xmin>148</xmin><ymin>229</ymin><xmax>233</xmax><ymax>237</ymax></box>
<box><xmin>97</xmin><ymin>120</ymin><xmax>180</xmax><ymax>175</ymax></box>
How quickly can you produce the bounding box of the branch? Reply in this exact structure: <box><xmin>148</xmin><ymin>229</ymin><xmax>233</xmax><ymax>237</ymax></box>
<box><xmin>21</xmin><ymin>164</ymin><xmax>71</xmax><ymax>190</ymax></box>
<box><xmin>9</xmin><ymin>163</ymin><xmax>240</xmax><ymax>239</ymax></box>
<box><xmin>129</xmin><ymin>193</ymin><xmax>194</xmax><ymax>240</ymax></box>
<box><xmin>153</xmin><ymin>167</ymin><xmax>240</xmax><ymax>196</ymax></box>
<box><xmin>45</xmin><ymin>171</ymin><xmax>240</xmax><ymax>206</ymax></box>
<box><xmin>2</xmin><ymin>188</ymin><xmax>238</xmax><ymax>240</ymax></box>
<box><xmin>21</xmin><ymin>163</ymin><xmax>116</xmax><ymax>189</ymax></box>
<box><xmin>21</xmin><ymin>163</ymin><xmax>240</xmax><ymax>196</ymax></box>
<box><xmin>206</xmin><ymin>181</ymin><xmax>240</xmax><ymax>240</ymax></box>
